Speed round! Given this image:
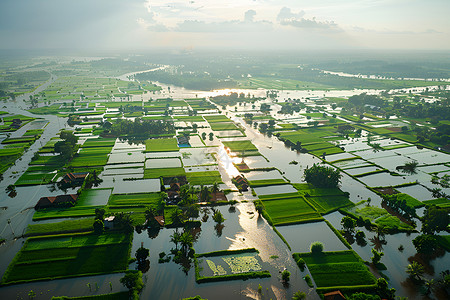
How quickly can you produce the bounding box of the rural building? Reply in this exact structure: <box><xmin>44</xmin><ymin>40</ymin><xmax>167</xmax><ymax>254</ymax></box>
<box><xmin>211</xmin><ymin>191</ymin><xmax>227</xmax><ymax>202</ymax></box>
<box><xmin>233</xmin><ymin>175</ymin><xmax>249</xmax><ymax>191</ymax></box>
<box><xmin>177</xmin><ymin>135</ymin><xmax>190</xmax><ymax>146</ymax></box>
<box><xmin>34</xmin><ymin>194</ymin><xmax>78</xmax><ymax>210</ymax></box>
<box><xmin>323</xmin><ymin>290</ymin><xmax>345</xmax><ymax>300</ymax></box>
<box><xmin>154</xmin><ymin>216</ymin><xmax>165</xmax><ymax>227</ymax></box>
<box><xmin>61</xmin><ymin>172</ymin><xmax>89</xmax><ymax>185</ymax></box>
<box><xmin>104</xmin><ymin>216</ymin><xmax>115</xmax><ymax>229</ymax></box>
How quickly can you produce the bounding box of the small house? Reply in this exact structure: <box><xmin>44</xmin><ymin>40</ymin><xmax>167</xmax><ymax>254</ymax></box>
<box><xmin>104</xmin><ymin>216</ymin><xmax>115</xmax><ymax>229</ymax></box>
<box><xmin>62</xmin><ymin>172</ymin><xmax>89</xmax><ymax>185</ymax></box>
<box><xmin>323</xmin><ymin>290</ymin><xmax>345</xmax><ymax>300</ymax></box>
<box><xmin>35</xmin><ymin>194</ymin><xmax>78</xmax><ymax>210</ymax></box>
<box><xmin>233</xmin><ymin>175</ymin><xmax>249</xmax><ymax>192</ymax></box>
<box><xmin>154</xmin><ymin>216</ymin><xmax>165</xmax><ymax>227</ymax></box>
<box><xmin>211</xmin><ymin>191</ymin><xmax>227</xmax><ymax>202</ymax></box>
<box><xmin>167</xmin><ymin>182</ymin><xmax>181</xmax><ymax>200</ymax></box>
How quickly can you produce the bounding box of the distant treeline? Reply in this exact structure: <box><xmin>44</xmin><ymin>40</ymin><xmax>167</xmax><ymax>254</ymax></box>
<box><xmin>108</xmin><ymin>118</ymin><xmax>175</xmax><ymax>136</ymax></box>
<box><xmin>312</xmin><ymin>60</ymin><xmax>450</xmax><ymax>79</ymax></box>
<box><xmin>136</xmin><ymin>69</ymin><xmax>238</xmax><ymax>91</ymax></box>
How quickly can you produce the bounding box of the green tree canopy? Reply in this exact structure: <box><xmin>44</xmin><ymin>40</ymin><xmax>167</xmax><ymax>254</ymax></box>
<box><xmin>421</xmin><ymin>206</ymin><xmax>449</xmax><ymax>234</ymax></box>
<box><xmin>303</xmin><ymin>163</ymin><xmax>341</xmax><ymax>188</ymax></box>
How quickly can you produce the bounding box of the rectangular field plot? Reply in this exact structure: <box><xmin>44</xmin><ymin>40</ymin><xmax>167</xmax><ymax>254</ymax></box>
<box><xmin>108</xmin><ymin>192</ymin><xmax>160</xmax><ymax>206</ymax></box>
<box><xmin>305</xmin><ymin>196</ymin><xmax>354</xmax><ymax>214</ymax></box>
<box><xmin>209</xmin><ymin>122</ymin><xmax>239</xmax><ymax>131</ymax></box>
<box><xmin>145</xmin><ymin>158</ymin><xmax>182</xmax><ymax>169</ymax></box>
<box><xmin>195</xmin><ymin>249</ymin><xmax>270</xmax><ymax>283</ymax></box>
<box><xmin>113</xmin><ymin>178</ymin><xmax>160</xmax><ymax>194</ymax></box>
<box><xmin>186</xmin><ymin>171</ymin><xmax>222</xmax><ymax>185</ymax></box>
<box><xmin>145</xmin><ymin>138</ymin><xmax>178</xmax><ymax>152</ymax></box>
<box><xmin>223</xmin><ymin>140</ymin><xmax>258</xmax><ymax>152</ymax></box>
<box><xmin>2</xmin><ymin>232</ymin><xmax>132</xmax><ymax>284</ymax></box>
<box><xmin>292</xmin><ymin>183</ymin><xmax>353</xmax><ymax>214</ymax></box>
<box><xmin>108</xmin><ymin>152</ymin><xmax>146</xmax><ymax>164</ymax></box>
<box><xmin>254</xmin><ymin>184</ymin><xmax>298</xmax><ymax>196</ymax></box>
<box><xmin>77</xmin><ymin>188</ymin><xmax>112</xmax><ymax>206</ymax></box>
<box><xmin>293</xmin><ymin>250</ymin><xmax>376</xmax><ymax>289</ymax></box>
<box><xmin>144</xmin><ymin>167</ymin><xmax>186</xmax><ymax>179</ymax></box>
<box><xmin>181</xmin><ymin>148</ymin><xmax>217</xmax><ymax>166</ymax></box>
<box><xmin>15</xmin><ymin>171</ymin><xmax>57</xmax><ymax>186</ymax></box>
<box><xmin>70</xmin><ymin>146</ymin><xmax>113</xmax><ymax>167</ymax></box>
<box><xmin>261</xmin><ymin>195</ymin><xmax>322</xmax><ymax>226</ymax></box>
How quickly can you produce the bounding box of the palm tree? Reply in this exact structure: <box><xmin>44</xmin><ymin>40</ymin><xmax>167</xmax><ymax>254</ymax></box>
<box><xmin>170</xmin><ymin>208</ymin><xmax>185</xmax><ymax>229</ymax></box>
<box><xmin>292</xmin><ymin>291</ymin><xmax>306</xmax><ymax>300</ymax></box>
<box><xmin>170</xmin><ymin>231</ymin><xmax>181</xmax><ymax>251</ymax></box>
<box><xmin>374</xmin><ymin>224</ymin><xmax>388</xmax><ymax>240</ymax></box>
<box><xmin>423</xmin><ymin>279</ymin><xmax>435</xmax><ymax>295</ymax></box>
<box><xmin>431</xmin><ymin>188</ymin><xmax>443</xmax><ymax>198</ymax></box>
<box><xmin>211</xmin><ymin>182</ymin><xmax>220</xmax><ymax>194</ymax></box>
<box><xmin>179</xmin><ymin>231</ymin><xmax>194</xmax><ymax>254</ymax></box>
<box><xmin>199</xmin><ymin>185</ymin><xmax>211</xmax><ymax>202</ymax></box>
<box><xmin>406</xmin><ymin>261</ymin><xmax>425</xmax><ymax>281</ymax></box>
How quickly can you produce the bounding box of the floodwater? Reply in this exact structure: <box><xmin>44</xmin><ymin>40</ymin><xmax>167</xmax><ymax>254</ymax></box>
<box><xmin>0</xmin><ymin>70</ymin><xmax>448</xmax><ymax>299</ymax></box>
<box><xmin>276</xmin><ymin>222</ymin><xmax>348</xmax><ymax>253</ymax></box>
<box><xmin>133</xmin><ymin>203</ymin><xmax>319</xmax><ymax>300</ymax></box>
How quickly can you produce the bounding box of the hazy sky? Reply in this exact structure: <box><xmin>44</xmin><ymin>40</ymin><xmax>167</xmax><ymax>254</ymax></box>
<box><xmin>0</xmin><ymin>0</ymin><xmax>449</xmax><ymax>51</ymax></box>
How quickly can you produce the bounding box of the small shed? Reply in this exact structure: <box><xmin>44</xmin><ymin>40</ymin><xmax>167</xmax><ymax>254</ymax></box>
<box><xmin>62</xmin><ymin>172</ymin><xmax>89</xmax><ymax>185</ymax></box>
<box><xmin>35</xmin><ymin>194</ymin><xmax>78</xmax><ymax>210</ymax></box>
<box><xmin>104</xmin><ymin>216</ymin><xmax>116</xmax><ymax>229</ymax></box>
<box><xmin>154</xmin><ymin>216</ymin><xmax>165</xmax><ymax>227</ymax></box>
<box><xmin>211</xmin><ymin>192</ymin><xmax>227</xmax><ymax>202</ymax></box>
<box><xmin>323</xmin><ymin>290</ymin><xmax>345</xmax><ymax>300</ymax></box>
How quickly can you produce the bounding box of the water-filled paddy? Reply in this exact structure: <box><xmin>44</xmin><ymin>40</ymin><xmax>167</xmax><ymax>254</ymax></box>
<box><xmin>102</xmin><ymin>167</ymin><xmax>144</xmax><ymax>176</ymax></box>
<box><xmin>358</xmin><ymin>172</ymin><xmax>410</xmax><ymax>187</ymax></box>
<box><xmin>181</xmin><ymin>148</ymin><xmax>217</xmax><ymax>166</ymax></box>
<box><xmin>245</xmin><ymin>170</ymin><xmax>284</xmax><ymax>181</ymax></box>
<box><xmin>112</xmin><ymin>178</ymin><xmax>160</xmax><ymax>194</ymax></box>
<box><xmin>145</xmin><ymin>158</ymin><xmax>182</xmax><ymax>169</ymax></box>
<box><xmin>334</xmin><ymin>158</ymin><xmax>371</xmax><ymax>169</ymax></box>
<box><xmin>185</xmin><ymin>165</ymin><xmax>219</xmax><ymax>172</ymax></box>
<box><xmin>276</xmin><ymin>221</ymin><xmax>348</xmax><ymax>253</ymax></box>
<box><xmin>418</xmin><ymin>164</ymin><xmax>449</xmax><ymax>174</ymax></box>
<box><xmin>108</xmin><ymin>151</ymin><xmax>146</xmax><ymax>164</ymax></box>
<box><xmin>325</xmin><ymin>152</ymin><xmax>356</xmax><ymax>162</ymax></box>
<box><xmin>396</xmin><ymin>184</ymin><xmax>435</xmax><ymax>201</ymax></box>
<box><xmin>345</xmin><ymin>166</ymin><xmax>382</xmax><ymax>176</ymax></box>
<box><xmin>145</xmin><ymin>151</ymin><xmax>181</xmax><ymax>159</ymax></box>
<box><xmin>253</xmin><ymin>184</ymin><xmax>298</xmax><ymax>196</ymax></box>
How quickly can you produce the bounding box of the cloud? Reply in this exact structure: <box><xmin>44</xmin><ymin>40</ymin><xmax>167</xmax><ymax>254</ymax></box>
<box><xmin>244</xmin><ymin>10</ymin><xmax>256</xmax><ymax>22</ymax></box>
<box><xmin>174</xmin><ymin>19</ymin><xmax>272</xmax><ymax>33</ymax></box>
<box><xmin>136</xmin><ymin>18</ymin><xmax>168</xmax><ymax>32</ymax></box>
<box><xmin>276</xmin><ymin>7</ymin><xmax>341</xmax><ymax>32</ymax></box>
<box><xmin>277</xmin><ymin>7</ymin><xmax>305</xmax><ymax>22</ymax></box>
<box><xmin>137</xmin><ymin>10</ymin><xmax>272</xmax><ymax>33</ymax></box>
<box><xmin>280</xmin><ymin>18</ymin><xmax>341</xmax><ymax>31</ymax></box>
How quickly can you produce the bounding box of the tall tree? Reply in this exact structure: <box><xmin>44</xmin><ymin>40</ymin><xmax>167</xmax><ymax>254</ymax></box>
<box><xmin>303</xmin><ymin>164</ymin><xmax>341</xmax><ymax>188</ymax></box>
<box><xmin>406</xmin><ymin>261</ymin><xmax>425</xmax><ymax>281</ymax></box>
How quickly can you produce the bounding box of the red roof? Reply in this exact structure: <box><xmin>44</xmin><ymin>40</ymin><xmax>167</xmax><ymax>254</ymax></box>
<box><xmin>35</xmin><ymin>194</ymin><xmax>78</xmax><ymax>209</ymax></box>
<box><xmin>154</xmin><ymin>216</ymin><xmax>165</xmax><ymax>226</ymax></box>
<box><xmin>323</xmin><ymin>290</ymin><xmax>345</xmax><ymax>300</ymax></box>
<box><xmin>211</xmin><ymin>192</ymin><xmax>227</xmax><ymax>202</ymax></box>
